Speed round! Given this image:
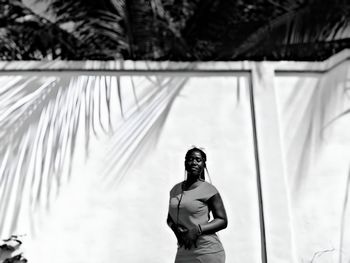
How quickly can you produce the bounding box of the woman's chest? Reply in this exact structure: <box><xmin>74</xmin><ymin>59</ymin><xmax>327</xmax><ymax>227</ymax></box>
<box><xmin>169</xmin><ymin>192</ymin><xmax>209</xmax><ymax>215</ymax></box>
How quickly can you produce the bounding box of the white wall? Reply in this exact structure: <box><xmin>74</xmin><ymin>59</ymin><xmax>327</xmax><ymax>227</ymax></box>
<box><xmin>1</xmin><ymin>55</ymin><xmax>350</xmax><ymax>263</ymax></box>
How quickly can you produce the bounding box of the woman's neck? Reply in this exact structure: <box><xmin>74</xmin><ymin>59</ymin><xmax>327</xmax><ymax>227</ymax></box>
<box><xmin>184</xmin><ymin>175</ymin><xmax>202</xmax><ymax>189</ymax></box>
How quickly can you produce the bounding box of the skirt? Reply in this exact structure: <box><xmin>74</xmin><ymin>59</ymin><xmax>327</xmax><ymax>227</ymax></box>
<box><xmin>174</xmin><ymin>250</ymin><xmax>225</xmax><ymax>263</ymax></box>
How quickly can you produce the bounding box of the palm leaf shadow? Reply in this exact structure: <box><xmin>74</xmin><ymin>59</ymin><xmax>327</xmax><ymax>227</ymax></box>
<box><xmin>0</xmin><ymin>71</ymin><xmax>119</xmax><ymax>237</ymax></box>
<box><xmin>107</xmin><ymin>88</ymin><xmax>183</xmax><ymax>187</ymax></box>
<box><xmin>0</xmin><ymin>64</ymin><xmax>193</xmax><ymax>238</ymax></box>
<box><xmin>283</xmin><ymin>61</ymin><xmax>350</xmax><ymax>194</ymax></box>
<box><xmin>101</xmin><ymin>74</ymin><xmax>190</xmax><ymax>187</ymax></box>
<box><xmin>0</xmin><ymin>75</ymin><xmax>62</xmax><ymax>236</ymax></box>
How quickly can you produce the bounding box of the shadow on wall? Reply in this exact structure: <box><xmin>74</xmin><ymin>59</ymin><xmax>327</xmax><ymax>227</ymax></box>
<box><xmin>0</xmin><ymin>71</ymin><xmax>189</xmax><ymax>239</ymax></box>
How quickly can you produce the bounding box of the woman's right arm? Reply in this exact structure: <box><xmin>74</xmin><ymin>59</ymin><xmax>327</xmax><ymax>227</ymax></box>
<box><xmin>167</xmin><ymin>213</ymin><xmax>186</xmax><ymax>247</ymax></box>
<box><xmin>167</xmin><ymin>213</ymin><xmax>175</xmax><ymax>229</ymax></box>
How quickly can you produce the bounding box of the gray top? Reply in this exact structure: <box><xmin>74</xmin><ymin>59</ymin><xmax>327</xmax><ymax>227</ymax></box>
<box><xmin>168</xmin><ymin>181</ymin><xmax>224</xmax><ymax>255</ymax></box>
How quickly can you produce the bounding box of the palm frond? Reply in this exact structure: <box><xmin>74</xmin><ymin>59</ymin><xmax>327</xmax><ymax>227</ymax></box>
<box><xmin>0</xmin><ymin>0</ymin><xmax>77</xmax><ymax>60</ymax></box>
<box><xmin>231</xmin><ymin>0</ymin><xmax>350</xmax><ymax>59</ymax></box>
<box><xmin>40</xmin><ymin>0</ymin><xmax>193</xmax><ymax>60</ymax></box>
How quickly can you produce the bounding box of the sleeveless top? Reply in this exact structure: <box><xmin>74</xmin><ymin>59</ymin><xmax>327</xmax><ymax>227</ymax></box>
<box><xmin>168</xmin><ymin>181</ymin><xmax>224</xmax><ymax>255</ymax></box>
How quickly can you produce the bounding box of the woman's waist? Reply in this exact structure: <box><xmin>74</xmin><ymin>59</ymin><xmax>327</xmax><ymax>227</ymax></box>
<box><xmin>177</xmin><ymin>233</ymin><xmax>224</xmax><ymax>255</ymax></box>
<box><xmin>175</xmin><ymin>217</ymin><xmax>210</xmax><ymax>230</ymax></box>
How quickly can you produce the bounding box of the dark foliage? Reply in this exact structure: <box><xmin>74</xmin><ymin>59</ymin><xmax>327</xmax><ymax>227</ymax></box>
<box><xmin>0</xmin><ymin>0</ymin><xmax>79</xmax><ymax>60</ymax></box>
<box><xmin>1</xmin><ymin>0</ymin><xmax>349</xmax><ymax>61</ymax></box>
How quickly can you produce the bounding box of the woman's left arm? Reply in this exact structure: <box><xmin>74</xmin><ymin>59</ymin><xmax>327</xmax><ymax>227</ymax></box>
<box><xmin>182</xmin><ymin>192</ymin><xmax>228</xmax><ymax>249</ymax></box>
<box><xmin>200</xmin><ymin>193</ymin><xmax>228</xmax><ymax>234</ymax></box>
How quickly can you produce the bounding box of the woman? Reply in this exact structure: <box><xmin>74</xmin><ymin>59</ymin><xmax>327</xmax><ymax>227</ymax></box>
<box><xmin>167</xmin><ymin>147</ymin><xmax>228</xmax><ymax>263</ymax></box>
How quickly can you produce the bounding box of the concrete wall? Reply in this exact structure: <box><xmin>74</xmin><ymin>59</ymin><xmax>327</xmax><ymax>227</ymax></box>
<box><xmin>1</xmin><ymin>51</ymin><xmax>350</xmax><ymax>263</ymax></box>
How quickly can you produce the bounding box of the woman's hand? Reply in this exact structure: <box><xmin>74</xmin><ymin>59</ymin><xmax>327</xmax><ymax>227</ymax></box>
<box><xmin>175</xmin><ymin>225</ymin><xmax>187</xmax><ymax>247</ymax></box>
<box><xmin>167</xmin><ymin>214</ymin><xmax>202</xmax><ymax>250</ymax></box>
<box><xmin>167</xmin><ymin>215</ymin><xmax>187</xmax><ymax>247</ymax></box>
<box><xmin>182</xmin><ymin>226</ymin><xmax>200</xmax><ymax>249</ymax></box>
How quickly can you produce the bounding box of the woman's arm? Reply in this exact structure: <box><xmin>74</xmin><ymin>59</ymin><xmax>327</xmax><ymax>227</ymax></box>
<box><xmin>200</xmin><ymin>193</ymin><xmax>228</xmax><ymax>234</ymax></box>
<box><xmin>167</xmin><ymin>214</ymin><xmax>186</xmax><ymax>247</ymax></box>
<box><xmin>167</xmin><ymin>213</ymin><xmax>175</xmax><ymax>229</ymax></box>
<box><xmin>182</xmin><ymin>193</ymin><xmax>227</xmax><ymax>249</ymax></box>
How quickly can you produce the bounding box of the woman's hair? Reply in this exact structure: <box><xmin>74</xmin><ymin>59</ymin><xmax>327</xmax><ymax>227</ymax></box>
<box><xmin>185</xmin><ymin>147</ymin><xmax>207</xmax><ymax>180</ymax></box>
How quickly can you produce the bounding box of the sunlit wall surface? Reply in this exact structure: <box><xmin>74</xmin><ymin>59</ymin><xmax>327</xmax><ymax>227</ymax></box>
<box><xmin>0</xmin><ymin>73</ymin><xmax>262</xmax><ymax>263</ymax></box>
<box><xmin>1</xmin><ymin>55</ymin><xmax>350</xmax><ymax>263</ymax></box>
<box><xmin>154</xmin><ymin>77</ymin><xmax>261</xmax><ymax>263</ymax></box>
<box><xmin>275</xmin><ymin>61</ymin><xmax>350</xmax><ymax>262</ymax></box>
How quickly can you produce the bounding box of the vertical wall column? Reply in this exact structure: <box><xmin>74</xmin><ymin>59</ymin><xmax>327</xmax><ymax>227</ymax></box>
<box><xmin>250</xmin><ymin>62</ymin><xmax>296</xmax><ymax>263</ymax></box>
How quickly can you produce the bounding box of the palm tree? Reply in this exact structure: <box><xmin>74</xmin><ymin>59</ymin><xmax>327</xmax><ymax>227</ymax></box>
<box><xmin>228</xmin><ymin>0</ymin><xmax>350</xmax><ymax>60</ymax></box>
<box><xmin>14</xmin><ymin>0</ymin><xmax>194</xmax><ymax>60</ymax></box>
<box><xmin>2</xmin><ymin>0</ymin><xmax>348</xmax><ymax>61</ymax></box>
<box><xmin>0</xmin><ymin>0</ymin><xmax>78</xmax><ymax>60</ymax></box>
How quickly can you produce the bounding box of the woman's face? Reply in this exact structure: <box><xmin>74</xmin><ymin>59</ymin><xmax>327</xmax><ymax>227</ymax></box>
<box><xmin>185</xmin><ymin>151</ymin><xmax>205</xmax><ymax>177</ymax></box>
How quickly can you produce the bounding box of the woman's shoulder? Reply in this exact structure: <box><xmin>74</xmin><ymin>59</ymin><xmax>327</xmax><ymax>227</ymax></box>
<box><xmin>169</xmin><ymin>181</ymin><xmax>184</xmax><ymax>194</ymax></box>
<box><xmin>201</xmin><ymin>181</ymin><xmax>219</xmax><ymax>196</ymax></box>
<box><xmin>202</xmin><ymin>181</ymin><xmax>218</xmax><ymax>189</ymax></box>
